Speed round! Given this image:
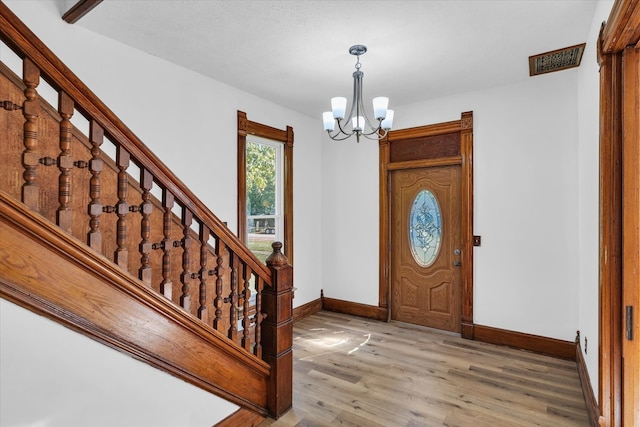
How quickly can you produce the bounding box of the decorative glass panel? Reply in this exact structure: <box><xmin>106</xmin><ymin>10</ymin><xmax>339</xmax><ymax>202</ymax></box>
<box><xmin>409</xmin><ymin>190</ymin><xmax>442</xmax><ymax>267</ymax></box>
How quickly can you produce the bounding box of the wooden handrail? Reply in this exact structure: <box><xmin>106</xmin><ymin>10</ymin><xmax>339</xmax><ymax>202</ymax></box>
<box><xmin>0</xmin><ymin>2</ymin><xmax>270</xmax><ymax>280</ymax></box>
<box><xmin>0</xmin><ymin>1</ymin><xmax>293</xmax><ymax>418</ymax></box>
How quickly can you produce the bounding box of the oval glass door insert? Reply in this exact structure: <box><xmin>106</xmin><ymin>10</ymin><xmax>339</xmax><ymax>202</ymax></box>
<box><xmin>409</xmin><ymin>189</ymin><xmax>442</xmax><ymax>267</ymax></box>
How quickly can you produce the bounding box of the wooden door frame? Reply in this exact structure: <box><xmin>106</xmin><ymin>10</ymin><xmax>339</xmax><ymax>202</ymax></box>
<box><xmin>379</xmin><ymin>111</ymin><xmax>474</xmax><ymax>338</ymax></box>
<box><xmin>598</xmin><ymin>1</ymin><xmax>639</xmax><ymax>425</ymax></box>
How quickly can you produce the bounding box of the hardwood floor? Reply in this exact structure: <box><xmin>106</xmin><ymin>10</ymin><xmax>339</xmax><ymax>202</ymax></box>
<box><xmin>259</xmin><ymin>311</ymin><xmax>588</xmax><ymax>427</ymax></box>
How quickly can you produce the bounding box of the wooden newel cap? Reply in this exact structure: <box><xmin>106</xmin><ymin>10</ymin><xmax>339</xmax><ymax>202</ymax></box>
<box><xmin>266</xmin><ymin>241</ymin><xmax>288</xmax><ymax>267</ymax></box>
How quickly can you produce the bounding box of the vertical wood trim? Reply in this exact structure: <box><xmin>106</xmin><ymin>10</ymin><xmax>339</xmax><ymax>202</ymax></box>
<box><xmin>598</xmin><ymin>34</ymin><xmax>624</xmax><ymax>427</ymax></box>
<box><xmin>284</xmin><ymin>126</ymin><xmax>294</xmax><ymax>266</ymax></box>
<box><xmin>460</xmin><ymin>111</ymin><xmax>474</xmax><ymax>339</ymax></box>
<box><xmin>598</xmin><ymin>3</ymin><xmax>640</xmax><ymax>425</ymax></box>
<box><xmin>237</xmin><ymin>111</ymin><xmax>248</xmax><ymax>243</ymax></box>
<box><xmin>378</xmin><ymin>137</ymin><xmax>390</xmax><ymax>319</ymax></box>
<box><xmin>621</xmin><ymin>44</ymin><xmax>640</xmax><ymax>427</ymax></box>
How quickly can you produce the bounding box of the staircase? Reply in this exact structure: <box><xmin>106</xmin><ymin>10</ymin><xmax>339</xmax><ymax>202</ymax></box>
<box><xmin>0</xmin><ymin>2</ymin><xmax>292</xmax><ymax>422</ymax></box>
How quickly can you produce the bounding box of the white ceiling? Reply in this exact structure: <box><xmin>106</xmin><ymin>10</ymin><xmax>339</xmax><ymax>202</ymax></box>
<box><xmin>70</xmin><ymin>0</ymin><xmax>599</xmax><ymax>119</ymax></box>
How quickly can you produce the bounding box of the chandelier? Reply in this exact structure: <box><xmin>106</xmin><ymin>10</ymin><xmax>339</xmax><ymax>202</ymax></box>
<box><xmin>323</xmin><ymin>45</ymin><xmax>394</xmax><ymax>142</ymax></box>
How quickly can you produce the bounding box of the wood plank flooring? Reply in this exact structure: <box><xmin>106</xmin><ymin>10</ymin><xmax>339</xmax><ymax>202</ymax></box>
<box><xmin>259</xmin><ymin>311</ymin><xmax>588</xmax><ymax>427</ymax></box>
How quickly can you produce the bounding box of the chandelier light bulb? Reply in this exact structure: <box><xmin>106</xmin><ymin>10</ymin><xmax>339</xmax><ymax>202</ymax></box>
<box><xmin>331</xmin><ymin>97</ymin><xmax>347</xmax><ymax>119</ymax></box>
<box><xmin>323</xmin><ymin>112</ymin><xmax>335</xmax><ymax>131</ymax></box>
<box><xmin>372</xmin><ymin>97</ymin><xmax>389</xmax><ymax>120</ymax></box>
<box><xmin>381</xmin><ymin>109</ymin><xmax>394</xmax><ymax>131</ymax></box>
<box><xmin>352</xmin><ymin>116</ymin><xmax>365</xmax><ymax>132</ymax></box>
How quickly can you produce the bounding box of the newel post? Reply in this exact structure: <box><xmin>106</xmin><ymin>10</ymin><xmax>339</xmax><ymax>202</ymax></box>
<box><xmin>263</xmin><ymin>241</ymin><xmax>293</xmax><ymax>418</ymax></box>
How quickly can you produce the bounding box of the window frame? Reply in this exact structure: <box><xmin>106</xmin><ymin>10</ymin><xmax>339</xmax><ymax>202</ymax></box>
<box><xmin>237</xmin><ymin>110</ymin><xmax>293</xmax><ymax>264</ymax></box>
<box><xmin>246</xmin><ymin>136</ymin><xmax>284</xmax><ymax>253</ymax></box>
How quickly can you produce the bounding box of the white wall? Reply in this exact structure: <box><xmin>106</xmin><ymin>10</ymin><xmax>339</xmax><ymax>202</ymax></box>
<box><xmin>320</xmin><ymin>0</ymin><xmax>611</xmax><ymax>403</ymax></box>
<box><xmin>2</xmin><ymin>0</ymin><xmax>323</xmax><ymax>425</ymax></box>
<box><xmin>323</xmin><ymin>72</ymin><xmax>581</xmax><ymax>341</ymax></box>
<box><xmin>2</xmin><ymin>0</ymin><xmax>323</xmax><ymax>308</ymax></box>
<box><xmin>1</xmin><ymin>0</ymin><xmax>612</xmax><ymax>420</ymax></box>
<box><xmin>0</xmin><ymin>299</ymin><xmax>238</xmax><ymax>427</ymax></box>
<box><xmin>576</xmin><ymin>0</ymin><xmax>614</xmax><ymax>402</ymax></box>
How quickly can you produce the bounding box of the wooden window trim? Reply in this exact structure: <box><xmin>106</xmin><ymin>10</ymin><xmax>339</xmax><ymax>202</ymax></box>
<box><xmin>237</xmin><ymin>111</ymin><xmax>294</xmax><ymax>264</ymax></box>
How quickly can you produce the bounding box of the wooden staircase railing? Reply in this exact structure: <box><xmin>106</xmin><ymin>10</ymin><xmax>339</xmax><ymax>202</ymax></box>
<box><xmin>0</xmin><ymin>2</ymin><xmax>292</xmax><ymax>419</ymax></box>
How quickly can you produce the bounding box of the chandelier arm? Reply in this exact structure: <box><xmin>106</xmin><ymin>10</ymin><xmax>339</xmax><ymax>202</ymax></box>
<box><xmin>361</xmin><ymin>127</ymin><xmax>388</xmax><ymax>141</ymax></box>
<box><xmin>326</xmin><ymin>119</ymin><xmax>354</xmax><ymax>141</ymax></box>
<box><xmin>326</xmin><ymin>129</ymin><xmax>355</xmax><ymax>141</ymax></box>
<box><xmin>359</xmin><ymin>119</ymin><xmax>384</xmax><ymax>137</ymax></box>
<box><xmin>335</xmin><ymin>118</ymin><xmax>352</xmax><ymax>137</ymax></box>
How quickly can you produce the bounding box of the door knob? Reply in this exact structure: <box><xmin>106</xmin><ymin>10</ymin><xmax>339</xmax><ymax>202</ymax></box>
<box><xmin>453</xmin><ymin>260</ymin><xmax>461</xmax><ymax>267</ymax></box>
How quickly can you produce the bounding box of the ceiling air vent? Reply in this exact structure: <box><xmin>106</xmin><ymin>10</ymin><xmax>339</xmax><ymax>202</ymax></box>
<box><xmin>529</xmin><ymin>43</ymin><xmax>586</xmax><ymax>76</ymax></box>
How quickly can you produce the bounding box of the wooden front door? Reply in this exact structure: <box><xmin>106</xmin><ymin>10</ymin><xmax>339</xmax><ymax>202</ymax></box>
<box><xmin>390</xmin><ymin>165</ymin><xmax>462</xmax><ymax>332</ymax></box>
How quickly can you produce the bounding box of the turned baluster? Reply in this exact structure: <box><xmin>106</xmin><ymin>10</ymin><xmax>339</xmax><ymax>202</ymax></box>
<box><xmin>136</xmin><ymin>168</ymin><xmax>153</xmax><ymax>285</ymax></box>
<box><xmin>227</xmin><ymin>254</ymin><xmax>238</xmax><ymax>341</ymax></box>
<box><xmin>21</xmin><ymin>58</ymin><xmax>40</xmax><ymax>210</ymax></box>
<box><xmin>56</xmin><ymin>91</ymin><xmax>74</xmax><ymax>232</ymax></box>
<box><xmin>87</xmin><ymin>121</ymin><xmax>104</xmax><ymax>251</ymax></box>
<box><xmin>176</xmin><ymin>208</ymin><xmax>193</xmax><ymax>311</ymax></box>
<box><xmin>253</xmin><ymin>276</ymin><xmax>263</xmax><ymax>358</ymax></box>
<box><xmin>114</xmin><ymin>146</ymin><xmax>130</xmax><ymax>268</ymax></box>
<box><xmin>196</xmin><ymin>225</ymin><xmax>210</xmax><ymax>323</ymax></box>
<box><xmin>241</xmin><ymin>265</ymin><xmax>252</xmax><ymax>351</ymax></box>
<box><xmin>213</xmin><ymin>239</ymin><xmax>226</xmax><ymax>332</ymax></box>
<box><xmin>155</xmin><ymin>191</ymin><xmax>174</xmax><ymax>299</ymax></box>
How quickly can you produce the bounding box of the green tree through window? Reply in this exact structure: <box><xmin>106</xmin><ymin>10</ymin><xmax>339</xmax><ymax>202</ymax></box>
<box><xmin>246</xmin><ymin>138</ymin><xmax>282</xmax><ymax>262</ymax></box>
<box><xmin>237</xmin><ymin>111</ymin><xmax>293</xmax><ymax>265</ymax></box>
<box><xmin>246</xmin><ymin>142</ymin><xmax>276</xmax><ymax>216</ymax></box>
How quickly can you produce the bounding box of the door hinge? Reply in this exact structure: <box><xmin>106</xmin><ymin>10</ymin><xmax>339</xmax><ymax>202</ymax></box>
<box><xmin>625</xmin><ymin>306</ymin><xmax>634</xmax><ymax>341</ymax></box>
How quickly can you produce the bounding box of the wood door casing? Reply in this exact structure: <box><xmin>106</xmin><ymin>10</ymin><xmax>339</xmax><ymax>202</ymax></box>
<box><xmin>391</xmin><ymin>166</ymin><xmax>462</xmax><ymax>332</ymax></box>
<box><xmin>379</xmin><ymin>112</ymin><xmax>473</xmax><ymax>336</ymax></box>
<box><xmin>598</xmin><ymin>2</ymin><xmax>640</xmax><ymax>425</ymax></box>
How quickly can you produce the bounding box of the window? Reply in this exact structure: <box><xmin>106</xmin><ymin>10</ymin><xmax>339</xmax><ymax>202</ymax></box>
<box><xmin>246</xmin><ymin>137</ymin><xmax>283</xmax><ymax>262</ymax></box>
<box><xmin>237</xmin><ymin>111</ymin><xmax>293</xmax><ymax>264</ymax></box>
